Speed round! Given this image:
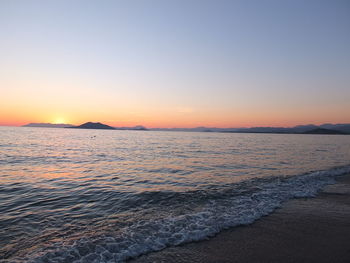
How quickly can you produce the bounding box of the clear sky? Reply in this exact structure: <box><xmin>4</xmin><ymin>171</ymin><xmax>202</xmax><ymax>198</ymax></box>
<box><xmin>1</xmin><ymin>0</ymin><xmax>349</xmax><ymax>128</ymax></box>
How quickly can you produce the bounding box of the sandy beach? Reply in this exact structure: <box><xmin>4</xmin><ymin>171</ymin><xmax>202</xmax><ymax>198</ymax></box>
<box><xmin>130</xmin><ymin>175</ymin><xmax>350</xmax><ymax>263</ymax></box>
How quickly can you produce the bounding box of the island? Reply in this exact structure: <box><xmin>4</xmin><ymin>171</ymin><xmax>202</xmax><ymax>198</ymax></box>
<box><xmin>69</xmin><ymin>122</ymin><xmax>115</xmax><ymax>130</ymax></box>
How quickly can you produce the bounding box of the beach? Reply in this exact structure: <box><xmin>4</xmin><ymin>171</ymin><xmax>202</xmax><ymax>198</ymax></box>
<box><xmin>130</xmin><ymin>175</ymin><xmax>350</xmax><ymax>263</ymax></box>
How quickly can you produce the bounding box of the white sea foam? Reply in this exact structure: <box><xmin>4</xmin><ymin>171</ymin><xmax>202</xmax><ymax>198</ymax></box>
<box><xmin>20</xmin><ymin>165</ymin><xmax>350</xmax><ymax>263</ymax></box>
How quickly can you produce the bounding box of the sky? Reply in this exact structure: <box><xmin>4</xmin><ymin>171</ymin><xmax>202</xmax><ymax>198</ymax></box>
<box><xmin>1</xmin><ymin>0</ymin><xmax>349</xmax><ymax>128</ymax></box>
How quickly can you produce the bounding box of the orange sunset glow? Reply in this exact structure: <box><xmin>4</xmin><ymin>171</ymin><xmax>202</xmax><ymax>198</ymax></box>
<box><xmin>0</xmin><ymin>0</ymin><xmax>349</xmax><ymax>129</ymax></box>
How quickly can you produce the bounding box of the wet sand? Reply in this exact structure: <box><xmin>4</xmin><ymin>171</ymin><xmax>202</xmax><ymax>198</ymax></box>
<box><xmin>130</xmin><ymin>175</ymin><xmax>350</xmax><ymax>263</ymax></box>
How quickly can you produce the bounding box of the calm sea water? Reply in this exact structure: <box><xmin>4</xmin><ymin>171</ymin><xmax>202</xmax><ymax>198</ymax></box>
<box><xmin>1</xmin><ymin>126</ymin><xmax>350</xmax><ymax>262</ymax></box>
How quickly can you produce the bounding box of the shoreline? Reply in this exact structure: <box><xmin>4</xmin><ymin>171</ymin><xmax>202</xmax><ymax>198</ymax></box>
<box><xmin>130</xmin><ymin>175</ymin><xmax>350</xmax><ymax>263</ymax></box>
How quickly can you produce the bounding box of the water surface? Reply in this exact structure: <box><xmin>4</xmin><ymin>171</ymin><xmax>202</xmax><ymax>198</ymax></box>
<box><xmin>1</xmin><ymin>127</ymin><xmax>350</xmax><ymax>262</ymax></box>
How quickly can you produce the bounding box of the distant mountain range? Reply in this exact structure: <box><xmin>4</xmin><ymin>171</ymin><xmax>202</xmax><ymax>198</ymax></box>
<box><xmin>23</xmin><ymin>122</ymin><xmax>148</xmax><ymax>131</ymax></box>
<box><xmin>232</xmin><ymin>124</ymin><xmax>350</xmax><ymax>134</ymax></box>
<box><xmin>114</xmin><ymin>125</ymin><xmax>148</xmax><ymax>131</ymax></box>
<box><xmin>23</xmin><ymin>123</ymin><xmax>75</xmax><ymax>128</ymax></box>
<box><xmin>22</xmin><ymin>122</ymin><xmax>350</xmax><ymax>134</ymax></box>
<box><xmin>151</xmin><ymin>124</ymin><xmax>350</xmax><ymax>134</ymax></box>
<box><xmin>302</xmin><ymin>128</ymin><xmax>345</xmax><ymax>135</ymax></box>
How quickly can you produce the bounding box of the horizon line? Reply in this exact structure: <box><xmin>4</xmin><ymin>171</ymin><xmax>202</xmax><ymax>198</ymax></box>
<box><xmin>2</xmin><ymin>121</ymin><xmax>350</xmax><ymax>130</ymax></box>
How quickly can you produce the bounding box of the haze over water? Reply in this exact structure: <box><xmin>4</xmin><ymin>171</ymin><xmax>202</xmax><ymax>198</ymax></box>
<box><xmin>1</xmin><ymin>126</ymin><xmax>350</xmax><ymax>262</ymax></box>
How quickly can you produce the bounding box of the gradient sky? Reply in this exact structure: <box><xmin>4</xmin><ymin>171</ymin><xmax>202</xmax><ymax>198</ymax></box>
<box><xmin>1</xmin><ymin>0</ymin><xmax>349</xmax><ymax>128</ymax></box>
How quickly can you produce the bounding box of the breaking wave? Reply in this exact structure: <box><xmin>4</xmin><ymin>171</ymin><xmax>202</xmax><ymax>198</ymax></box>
<box><xmin>12</xmin><ymin>165</ymin><xmax>350</xmax><ymax>263</ymax></box>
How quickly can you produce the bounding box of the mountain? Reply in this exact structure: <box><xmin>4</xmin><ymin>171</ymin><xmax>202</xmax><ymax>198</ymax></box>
<box><xmin>23</xmin><ymin>123</ymin><xmax>75</xmax><ymax>128</ymax></box>
<box><xmin>70</xmin><ymin>122</ymin><xmax>115</xmax><ymax>130</ymax></box>
<box><xmin>150</xmin><ymin>127</ymin><xmax>240</xmax><ymax>132</ymax></box>
<box><xmin>221</xmin><ymin>124</ymin><xmax>349</xmax><ymax>134</ymax></box>
<box><xmin>114</xmin><ymin>125</ymin><xmax>148</xmax><ymax>131</ymax></box>
<box><xmin>302</xmin><ymin>128</ymin><xmax>345</xmax><ymax>135</ymax></box>
<box><xmin>21</xmin><ymin>122</ymin><xmax>350</xmax><ymax>134</ymax></box>
<box><xmin>292</xmin><ymin>124</ymin><xmax>319</xmax><ymax>133</ymax></box>
<box><xmin>319</xmin><ymin>124</ymin><xmax>350</xmax><ymax>134</ymax></box>
<box><xmin>149</xmin><ymin>124</ymin><xmax>350</xmax><ymax>134</ymax></box>
<box><xmin>236</xmin><ymin>127</ymin><xmax>290</xmax><ymax>133</ymax></box>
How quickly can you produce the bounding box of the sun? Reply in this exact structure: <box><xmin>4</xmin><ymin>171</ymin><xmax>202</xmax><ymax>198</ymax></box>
<box><xmin>53</xmin><ymin>118</ymin><xmax>66</xmax><ymax>124</ymax></box>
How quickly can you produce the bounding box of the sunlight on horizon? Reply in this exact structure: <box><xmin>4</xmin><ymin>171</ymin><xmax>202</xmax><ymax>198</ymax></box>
<box><xmin>52</xmin><ymin>118</ymin><xmax>67</xmax><ymax>124</ymax></box>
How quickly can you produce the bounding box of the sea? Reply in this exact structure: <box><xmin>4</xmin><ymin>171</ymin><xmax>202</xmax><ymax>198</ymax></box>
<box><xmin>1</xmin><ymin>126</ymin><xmax>350</xmax><ymax>262</ymax></box>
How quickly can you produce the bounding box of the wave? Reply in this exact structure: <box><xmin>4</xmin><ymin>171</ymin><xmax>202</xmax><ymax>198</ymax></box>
<box><xmin>9</xmin><ymin>165</ymin><xmax>350</xmax><ymax>263</ymax></box>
